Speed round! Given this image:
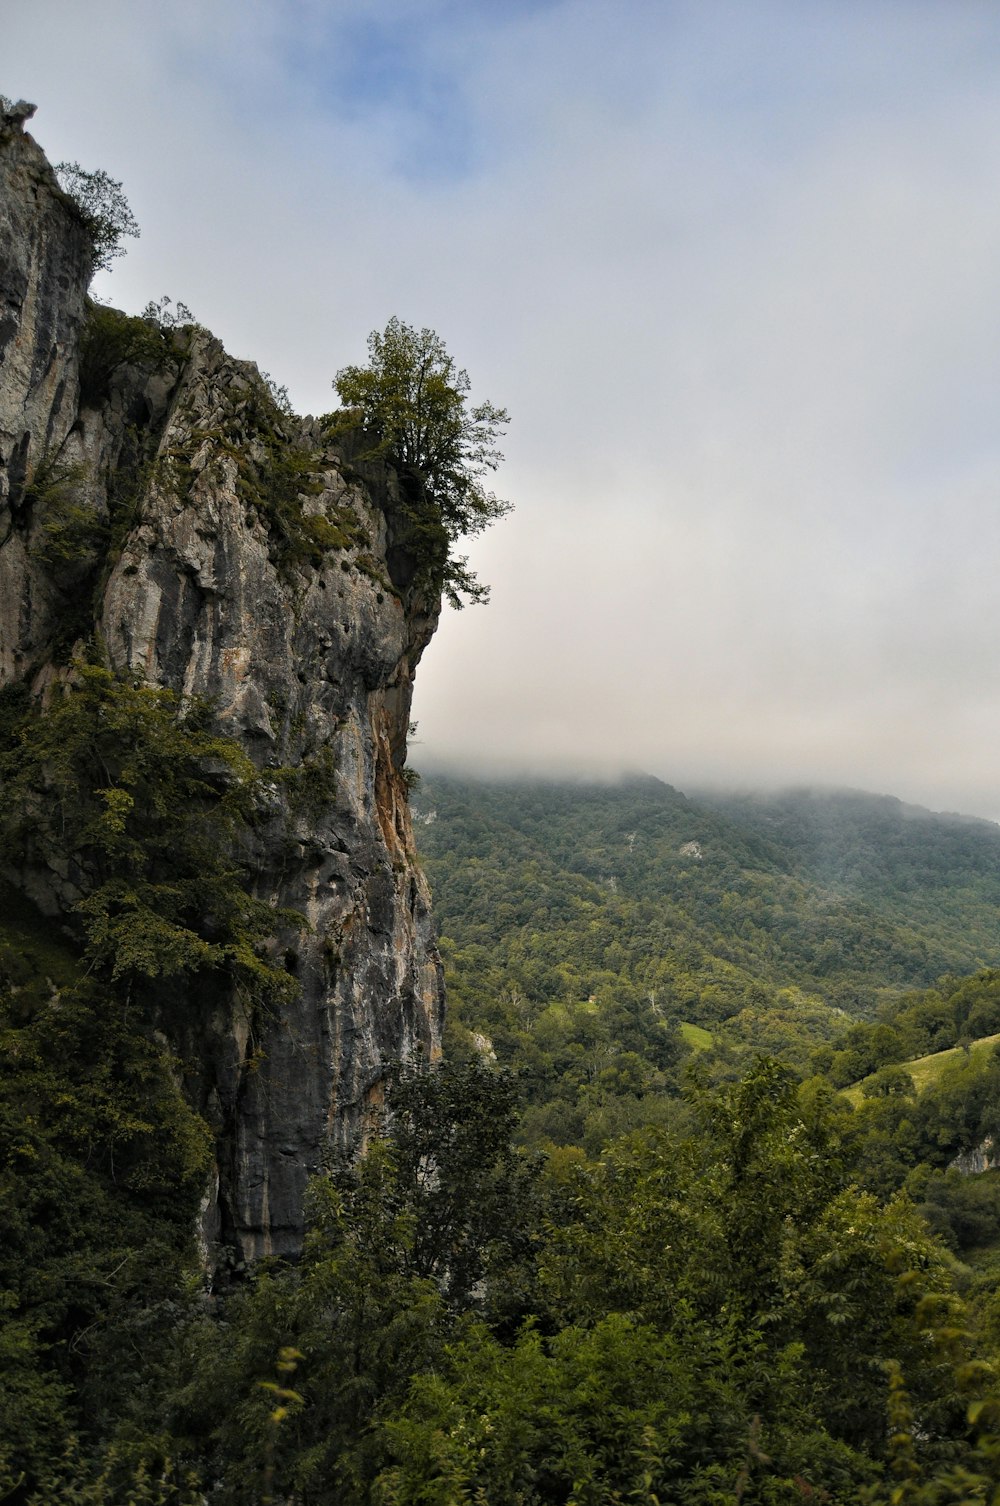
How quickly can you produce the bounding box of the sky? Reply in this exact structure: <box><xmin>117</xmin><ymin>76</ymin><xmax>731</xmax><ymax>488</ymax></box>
<box><xmin>8</xmin><ymin>0</ymin><xmax>1000</xmax><ymax>819</ymax></box>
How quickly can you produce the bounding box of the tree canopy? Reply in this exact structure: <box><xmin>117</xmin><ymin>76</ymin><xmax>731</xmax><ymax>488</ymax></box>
<box><xmin>332</xmin><ymin>318</ymin><xmax>511</xmax><ymax>605</ymax></box>
<box><xmin>54</xmin><ymin>161</ymin><xmax>139</xmax><ymax>276</ymax></box>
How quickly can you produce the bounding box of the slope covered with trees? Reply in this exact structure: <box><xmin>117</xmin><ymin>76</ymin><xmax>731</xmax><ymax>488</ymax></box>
<box><xmin>412</xmin><ymin>773</ymin><xmax>1000</xmax><ymax>1149</ymax></box>
<box><xmin>415</xmin><ymin>775</ymin><xmax>1000</xmax><ymax>1014</ymax></box>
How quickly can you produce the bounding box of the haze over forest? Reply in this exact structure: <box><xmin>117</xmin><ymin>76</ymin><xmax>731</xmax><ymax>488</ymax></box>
<box><xmin>9</xmin><ymin>0</ymin><xmax>1000</xmax><ymax>818</ymax></box>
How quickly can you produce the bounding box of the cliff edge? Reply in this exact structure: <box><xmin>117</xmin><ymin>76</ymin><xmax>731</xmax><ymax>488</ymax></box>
<box><xmin>0</xmin><ymin>103</ymin><xmax>444</xmax><ymax>1266</ymax></box>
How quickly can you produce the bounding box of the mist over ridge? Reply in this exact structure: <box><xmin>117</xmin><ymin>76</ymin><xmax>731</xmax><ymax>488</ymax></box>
<box><xmin>413</xmin><ymin>751</ymin><xmax>1000</xmax><ymax>830</ymax></box>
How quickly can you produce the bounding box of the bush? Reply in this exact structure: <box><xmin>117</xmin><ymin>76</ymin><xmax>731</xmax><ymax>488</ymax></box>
<box><xmin>78</xmin><ymin>302</ymin><xmax>181</xmax><ymax>407</ymax></box>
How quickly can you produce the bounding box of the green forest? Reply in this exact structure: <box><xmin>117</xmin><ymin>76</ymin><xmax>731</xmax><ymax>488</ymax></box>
<box><xmin>7</xmin><ymin>753</ymin><xmax>1000</xmax><ymax>1500</ymax></box>
<box><xmin>414</xmin><ymin>774</ymin><xmax>1000</xmax><ymax>1146</ymax></box>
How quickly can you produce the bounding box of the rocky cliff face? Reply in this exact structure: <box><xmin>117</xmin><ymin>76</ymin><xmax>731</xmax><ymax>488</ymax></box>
<box><xmin>950</xmin><ymin>1138</ymin><xmax>1000</xmax><ymax>1176</ymax></box>
<box><xmin>0</xmin><ymin>103</ymin><xmax>444</xmax><ymax>1265</ymax></box>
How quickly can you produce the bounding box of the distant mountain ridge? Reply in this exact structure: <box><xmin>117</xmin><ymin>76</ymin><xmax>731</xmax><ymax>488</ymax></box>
<box><xmin>414</xmin><ymin>772</ymin><xmax>1000</xmax><ymax>1026</ymax></box>
<box><xmin>693</xmin><ymin>784</ymin><xmax>1000</xmax><ymax>957</ymax></box>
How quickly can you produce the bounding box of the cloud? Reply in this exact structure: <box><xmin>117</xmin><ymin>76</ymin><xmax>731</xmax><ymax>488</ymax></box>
<box><xmin>8</xmin><ymin>0</ymin><xmax>1000</xmax><ymax>817</ymax></box>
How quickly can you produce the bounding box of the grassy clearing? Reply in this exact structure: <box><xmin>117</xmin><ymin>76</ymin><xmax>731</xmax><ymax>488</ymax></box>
<box><xmin>681</xmin><ymin>1021</ymin><xmax>713</xmax><ymax>1052</ymax></box>
<box><xmin>845</xmin><ymin>1030</ymin><xmax>1000</xmax><ymax>1106</ymax></box>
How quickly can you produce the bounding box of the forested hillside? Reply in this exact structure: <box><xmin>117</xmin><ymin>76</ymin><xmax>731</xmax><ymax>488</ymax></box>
<box><xmin>412</xmin><ymin>773</ymin><xmax>1000</xmax><ymax>1146</ymax></box>
<box><xmin>415</xmin><ymin>774</ymin><xmax>1000</xmax><ymax>1011</ymax></box>
<box><xmin>697</xmin><ymin>785</ymin><xmax>1000</xmax><ymax>954</ymax></box>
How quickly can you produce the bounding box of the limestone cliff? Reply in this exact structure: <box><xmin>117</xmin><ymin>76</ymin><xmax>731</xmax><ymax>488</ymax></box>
<box><xmin>0</xmin><ymin>103</ymin><xmax>444</xmax><ymax>1265</ymax></box>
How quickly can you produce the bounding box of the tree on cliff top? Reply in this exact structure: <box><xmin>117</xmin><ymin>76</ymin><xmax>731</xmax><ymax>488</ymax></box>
<box><xmin>332</xmin><ymin>317</ymin><xmax>512</xmax><ymax>606</ymax></box>
<box><xmin>54</xmin><ymin>160</ymin><xmax>139</xmax><ymax>275</ymax></box>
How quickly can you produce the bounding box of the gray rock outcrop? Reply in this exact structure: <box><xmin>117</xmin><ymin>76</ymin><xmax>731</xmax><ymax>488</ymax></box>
<box><xmin>0</xmin><ymin>109</ymin><xmax>444</xmax><ymax>1265</ymax></box>
<box><xmin>949</xmin><ymin>1139</ymin><xmax>1000</xmax><ymax>1176</ymax></box>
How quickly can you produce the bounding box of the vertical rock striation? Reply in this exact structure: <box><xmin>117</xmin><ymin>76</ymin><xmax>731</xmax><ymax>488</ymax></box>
<box><xmin>0</xmin><ymin>104</ymin><xmax>444</xmax><ymax>1264</ymax></box>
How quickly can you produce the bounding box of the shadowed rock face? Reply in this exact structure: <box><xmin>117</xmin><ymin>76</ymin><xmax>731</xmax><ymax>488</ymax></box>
<box><xmin>0</xmin><ymin>106</ymin><xmax>444</xmax><ymax>1266</ymax></box>
<box><xmin>0</xmin><ymin>103</ymin><xmax>91</xmax><ymax>678</ymax></box>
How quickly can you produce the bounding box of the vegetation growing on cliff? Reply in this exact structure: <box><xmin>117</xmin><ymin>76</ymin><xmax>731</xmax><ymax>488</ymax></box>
<box><xmin>0</xmin><ymin>665</ymin><xmax>299</xmax><ymax>1008</ymax></box>
<box><xmin>54</xmin><ymin>160</ymin><xmax>139</xmax><ymax>276</ymax></box>
<box><xmin>329</xmin><ymin>318</ymin><xmax>512</xmax><ymax>605</ymax></box>
<box><xmin>77</xmin><ymin>300</ymin><xmax>187</xmax><ymax>407</ymax></box>
<box><xmin>22</xmin><ymin>453</ymin><xmax>94</xmax><ymax>566</ymax></box>
<box><xmin>0</xmin><ymin>665</ymin><xmax>308</xmax><ymax>1498</ymax></box>
<box><xmin>0</xmin><ymin>884</ymin><xmax>212</xmax><ymax>1496</ymax></box>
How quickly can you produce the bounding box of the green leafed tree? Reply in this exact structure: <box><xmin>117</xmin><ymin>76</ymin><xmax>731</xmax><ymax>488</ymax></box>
<box><xmin>54</xmin><ymin>161</ymin><xmax>139</xmax><ymax>276</ymax></box>
<box><xmin>331</xmin><ymin>317</ymin><xmax>511</xmax><ymax>606</ymax></box>
<box><xmin>166</xmin><ymin>1061</ymin><xmax>538</xmax><ymax>1504</ymax></box>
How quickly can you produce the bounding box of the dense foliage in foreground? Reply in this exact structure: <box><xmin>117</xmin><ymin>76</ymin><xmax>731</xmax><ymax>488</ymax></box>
<box><xmin>6</xmin><ymin>1057</ymin><xmax>1000</xmax><ymax>1504</ymax></box>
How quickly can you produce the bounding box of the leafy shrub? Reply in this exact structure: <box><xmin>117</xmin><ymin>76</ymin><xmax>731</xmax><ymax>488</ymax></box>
<box><xmin>78</xmin><ymin>302</ymin><xmax>183</xmax><ymax>407</ymax></box>
<box><xmin>0</xmin><ymin>664</ymin><xmax>300</xmax><ymax>1010</ymax></box>
<box><xmin>23</xmin><ymin>452</ymin><xmax>102</xmax><ymax>567</ymax></box>
<box><xmin>140</xmin><ymin>294</ymin><xmax>195</xmax><ymax>329</ymax></box>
